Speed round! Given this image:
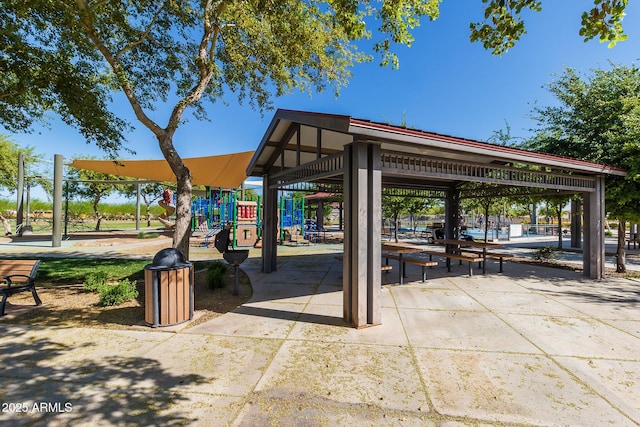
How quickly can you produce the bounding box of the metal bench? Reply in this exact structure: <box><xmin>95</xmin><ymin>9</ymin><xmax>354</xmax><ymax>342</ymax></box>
<box><xmin>0</xmin><ymin>259</ymin><xmax>42</xmax><ymax>316</ymax></box>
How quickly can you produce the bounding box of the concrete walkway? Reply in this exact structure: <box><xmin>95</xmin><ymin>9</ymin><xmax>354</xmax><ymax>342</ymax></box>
<box><xmin>1</xmin><ymin>243</ymin><xmax>639</xmax><ymax>426</ymax></box>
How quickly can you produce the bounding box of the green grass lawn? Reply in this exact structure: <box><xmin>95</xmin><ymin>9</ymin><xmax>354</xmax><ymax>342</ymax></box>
<box><xmin>31</xmin><ymin>258</ymin><xmax>210</xmax><ymax>286</ymax></box>
<box><xmin>36</xmin><ymin>258</ymin><xmax>150</xmax><ymax>285</ymax></box>
<box><xmin>16</xmin><ymin>218</ymin><xmax>166</xmax><ymax>234</ymax></box>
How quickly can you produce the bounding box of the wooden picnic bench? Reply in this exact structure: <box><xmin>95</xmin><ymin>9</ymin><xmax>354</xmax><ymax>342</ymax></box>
<box><xmin>626</xmin><ymin>238</ymin><xmax>640</xmax><ymax>250</ymax></box>
<box><xmin>382</xmin><ymin>253</ymin><xmax>438</xmax><ymax>282</ymax></box>
<box><xmin>457</xmin><ymin>249</ymin><xmax>513</xmax><ymax>273</ymax></box>
<box><xmin>0</xmin><ymin>259</ymin><xmax>42</xmax><ymax>316</ymax></box>
<box><xmin>333</xmin><ymin>256</ymin><xmax>393</xmax><ymax>272</ymax></box>
<box><xmin>421</xmin><ymin>250</ymin><xmax>484</xmax><ymax>276</ymax></box>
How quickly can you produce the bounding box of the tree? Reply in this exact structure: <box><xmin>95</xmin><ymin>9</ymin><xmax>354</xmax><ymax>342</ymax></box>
<box><xmin>382</xmin><ymin>196</ymin><xmax>407</xmax><ymax>243</ymax></box>
<box><xmin>0</xmin><ymin>1</ymin><xmax>631</xmax><ymax>258</ymax></box>
<box><xmin>0</xmin><ymin>135</ymin><xmax>47</xmax><ymax>194</ymax></box>
<box><xmin>470</xmin><ymin>0</ymin><xmax>628</xmax><ymax>55</ymax></box>
<box><xmin>405</xmin><ymin>197</ymin><xmax>432</xmax><ymax>234</ymax></box>
<box><xmin>535</xmin><ymin>194</ymin><xmax>573</xmax><ymax>249</ymax></box>
<box><xmin>67</xmin><ymin>163</ymin><xmax>128</xmax><ymax>231</ymax></box>
<box><xmin>527</xmin><ymin>64</ymin><xmax>640</xmax><ymax>272</ymax></box>
<box><xmin>120</xmin><ymin>182</ymin><xmax>165</xmax><ymax>227</ymax></box>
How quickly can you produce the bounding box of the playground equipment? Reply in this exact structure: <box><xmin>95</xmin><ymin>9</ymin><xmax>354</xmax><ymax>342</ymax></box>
<box><xmin>279</xmin><ymin>197</ymin><xmax>305</xmax><ymax>244</ymax></box>
<box><xmin>158</xmin><ymin>189</ymin><xmax>176</xmax><ymax>230</ymax></box>
<box><xmin>192</xmin><ymin>189</ymin><xmax>260</xmax><ymax>248</ymax></box>
<box><xmin>235</xmin><ymin>200</ymin><xmax>258</xmax><ymax>246</ymax></box>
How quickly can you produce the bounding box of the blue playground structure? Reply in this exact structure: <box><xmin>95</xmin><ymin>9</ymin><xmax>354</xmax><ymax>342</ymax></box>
<box><xmin>191</xmin><ymin>188</ymin><xmax>260</xmax><ymax>247</ymax></box>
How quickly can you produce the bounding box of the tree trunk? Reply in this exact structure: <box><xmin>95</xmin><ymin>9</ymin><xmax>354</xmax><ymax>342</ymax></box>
<box><xmin>394</xmin><ymin>213</ymin><xmax>399</xmax><ymax>243</ymax></box>
<box><xmin>483</xmin><ymin>204</ymin><xmax>490</xmax><ymax>242</ymax></box>
<box><xmin>157</xmin><ymin>133</ymin><xmax>192</xmax><ymax>259</ymax></box>
<box><xmin>93</xmin><ymin>197</ymin><xmax>102</xmax><ymax>231</ymax></box>
<box><xmin>174</xmin><ymin>175</ymin><xmax>192</xmax><ymax>258</ymax></box>
<box><xmin>617</xmin><ymin>220</ymin><xmax>626</xmax><ymax>273</ymax></box>
<box><xmin>145</xmin><ymin>204</ymin><xmax>152</xmax><ymax>227</ymax></box>
<box><xmin>557</xmin><ymin>211</ymin><xmax>563</xmax><ymax>250</ymax></box>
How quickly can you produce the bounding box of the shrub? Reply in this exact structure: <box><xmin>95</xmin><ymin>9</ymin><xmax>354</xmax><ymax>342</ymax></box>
<box><xmin>98</xmin><ymin>279</ymin><xmax>139</xmax><ymax>306</ymax></box>
<box><xmin>138</xmin><ymin>232</ymin><xmax>159</xmax><ymax>239</ymax></box>
<box><xmin>206</xmin><ymin>261</ymin><xmax>228</xmax><ymax>290</ymax></box>
<box><xmin>533</xmin><ymin>246</ymin><xmax>556</xmax><ymax>261</ymax></box>
<box><xmin>84</xmin><ymin>271</ymin><xmax>109</xmax><ymax>292</ymax></box>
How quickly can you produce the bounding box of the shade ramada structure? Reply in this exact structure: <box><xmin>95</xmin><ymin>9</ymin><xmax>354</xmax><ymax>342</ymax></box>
<box><xmin>246</xmin><ymin>109</ymin><xmax>625</xmax><ymax>328</ymax></box>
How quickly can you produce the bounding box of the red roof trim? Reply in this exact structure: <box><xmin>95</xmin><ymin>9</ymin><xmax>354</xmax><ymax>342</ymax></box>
<box><xmin>349</xmin><ymin>118</ymin><xmax>625</xmax><ymax>173</ymax></box>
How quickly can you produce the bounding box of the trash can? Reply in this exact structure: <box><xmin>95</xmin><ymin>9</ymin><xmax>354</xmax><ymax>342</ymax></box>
<box><xmin>144</xmin><ymin>248</ymin><xmax>194</xmax><ymax>327</ymax></box>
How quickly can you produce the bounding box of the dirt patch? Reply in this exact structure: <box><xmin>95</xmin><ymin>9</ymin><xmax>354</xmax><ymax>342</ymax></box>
<box><xmin>2</xmin><ymin>267</ymin><xmax>252</xmax><ymax>330</ymax></box>
<box><xmin>74</xmin><ymin>235</ymin><xmax>172</xmax><ymax>250</ymax></box>
<box><xmin>507</xmin><ymin>255</ymin><xmax>639</xmax><ymax>279</ymax></box>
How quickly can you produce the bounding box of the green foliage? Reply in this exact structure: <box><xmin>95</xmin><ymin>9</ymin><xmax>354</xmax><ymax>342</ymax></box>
<box><xmin>528</xmin><ymin>64</ymin><xmax>640</xmax><ymax>222</ymax></box>
<box><xmin>66</xmin><ymin>158</ymin><xmax>132</xmax><ymax>230</ymax></box>
<box><xmin>206</xmin><ymin>261</ymin><xmax>228</xmax><ymax>290</ymax></box>
<box><xmin>470</xmin><ymin>0</ymin><xmax>542</xmax><ymax>55</ymax></box>
<box><xmin>37</xmin><ymin>258</ymin><xmax>147</xmax><ymax>285</ymax></box>
<box><xmin>0</xmin><ymin>135</ymin><xmax>46</xmax><ymax>193</ymax></box>
<box><xmin>579</xmin><ymin>0</ymin><xmax>629</xmax><ymax>47</ymax></box>
<box><xmin>83</xmin><ymin>269</ymin><xmax>139</xmax><ymax>307</ymax></box>
<box><xmin>0</xmin><ymin>3</ymin><xmax>129</xmax><ymax>156</ymax></box>
<box><xmin>137</xmin><ymin>232</ymin><xmax>159</xmax><ymax>239</ymax></box>
<box><xmin>470</xmin><ymin>0</ymin><xmax>628</xmax><ymax>55</ymax></box>
<box><xmin>97</xmin><ymin>279</ymin><xmax>139</xmax><ymax>307</ymax></box>
<box><xmin>382</xmin><ymin>196</ymin><xmax>408</xmax><ymax>241</ymax></box>
<box><xmin>487</xmin><ymin>121</ymin><xmax>525</xmax><ymax>147</ymax></box>
<box><xmin>119</xmin><ymin>182</ymin><xmax>166</xmax><ymax>226</ymax></box>
<box><xmin>83</xmin><ymin>270</ymin><xmax>109</xmax><ymax>292</ymax></box>
<box><xmin>382</xmin><ymin>196</ymin><xmax>409</xmax><ymax>220</ymax></box>
<box><xmin>532</xmin><ymin>246</ymin><xmax>556</xmax><ymax>260</ymax></box>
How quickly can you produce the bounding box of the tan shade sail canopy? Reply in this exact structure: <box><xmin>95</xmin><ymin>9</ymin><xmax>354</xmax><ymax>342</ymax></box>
<box><xmin>69</xmin><ymin>151</ymin><xmax>255</xmax><ymax>188</ymax></box>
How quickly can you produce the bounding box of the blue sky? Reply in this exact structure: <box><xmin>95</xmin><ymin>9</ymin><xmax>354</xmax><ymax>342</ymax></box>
<box><xmin>4</xmin><ymin>1</ymin><xmax>640</xmax><ymax>176</ymax></box>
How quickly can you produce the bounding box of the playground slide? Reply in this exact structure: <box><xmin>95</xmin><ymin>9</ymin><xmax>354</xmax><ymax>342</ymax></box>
<box><xmin>204</xmin><ymin>223</ymin><xmax>224</xmax><ymax>247</ymax></box>
<box><xmin>158</xmin><ymin>200</ymin><xmax>176</xmax><ymax>230</ymax></box>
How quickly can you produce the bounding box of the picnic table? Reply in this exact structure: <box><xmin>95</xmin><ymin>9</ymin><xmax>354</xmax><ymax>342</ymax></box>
<box><xmin>381</xmin><ymin>243</ymin><xmax>424</xmax><ymax>285</ymax></box>
<box><xmin>434</xmin><ymin>238</ymin><xmax>504</xmax><ymax>274</ymax></box>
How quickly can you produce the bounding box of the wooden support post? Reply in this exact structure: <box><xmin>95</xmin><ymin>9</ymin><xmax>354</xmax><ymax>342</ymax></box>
<box><xmin>583</xmin><ymin>176</ymin><xmax>605</xmax><ymax>279</ymax></box>
<box><xmin>570</xmin><ymin>199</ymin><xmax>582</xmax><ymax>249</ymax></box>
<box><xmin>343</xmin><ymin>141</ymin><xmax>381</xmax><ymax>328</ymax></box>
<box><xmin>262</xmin><ymin>175</ymin><xmax>278</xmax><ymax>273</ymax></box>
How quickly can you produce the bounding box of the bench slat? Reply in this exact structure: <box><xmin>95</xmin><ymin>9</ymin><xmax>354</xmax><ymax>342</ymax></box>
<box><xmin>0</xmin><ymin>260</ymin><xmax>40</xmax><ymax>275</ymax></box>
<box><xmin>334</xmin><ymin>256</ymin><xmax>393</xmax><ymax>272</ymax></box>
<box><xmin>0</xmin><ymin>259</ymin><xmax>42</xmax><ymax>315</ymax></box>
<box><xmin>382</xmin><ymin>253</ymin><xmax>438</xmax><ymax>282</ymax></box>
<box><xmin>420</xmin><ymin>250</ymin><xmax>483</xmax><ymax>276</ymax></box>
<box><xmin>457</xmin><ymin>249</ymin><xmax>512</xmax><ymax>273</ymax></box>
<box><xmin>421</xmin><ymin>251</ymin><xmax>483</xmax><ymax>262</ymax></box>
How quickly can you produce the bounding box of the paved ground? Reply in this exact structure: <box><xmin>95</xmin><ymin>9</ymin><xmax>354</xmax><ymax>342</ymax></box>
<box><xmin>1</xmin><ymin>235</ymin><xmax>639</xmax><ymax>425</ymax></box>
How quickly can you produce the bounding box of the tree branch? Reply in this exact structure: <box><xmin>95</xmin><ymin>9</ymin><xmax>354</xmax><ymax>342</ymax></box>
<box><xmin>165</xmin><ymin>2</ymin><xmax>223</xmax><ymax>132</ymax></box>
<box><xmin>75</xmin><ymin>0</ymin><xmax>165</xmax><ymax>137</ymax></box>
<box><xmin>115</xmin><ymin>3</ymin><xmax>167</xmax><ymax>62</ymax></box>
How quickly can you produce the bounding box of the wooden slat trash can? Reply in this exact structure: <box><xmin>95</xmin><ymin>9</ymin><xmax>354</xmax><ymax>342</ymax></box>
<box><xmin>144</xmin><ymin>248</ymin><xmax>194</xmax><ymax>327</ymax></box>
